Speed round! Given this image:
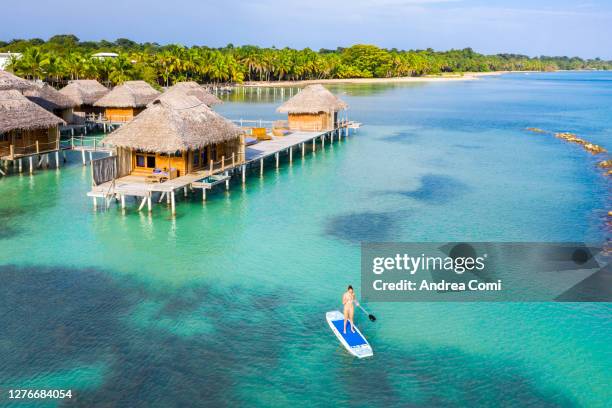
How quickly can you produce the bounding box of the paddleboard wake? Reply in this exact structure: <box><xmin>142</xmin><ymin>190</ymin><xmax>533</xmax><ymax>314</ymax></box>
<box><xmin>326</xmin><ymin>310</ymin><xmax>373</xmax><ymax>358</ymax></box>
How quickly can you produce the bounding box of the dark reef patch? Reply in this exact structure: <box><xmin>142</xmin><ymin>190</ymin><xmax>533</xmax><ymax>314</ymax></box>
<box><xmin>381</xmin><ymin>131</ymin><xmax>419</xmax><ymax>145</ymax></box>
<box><xmin>325</xmin><ymin>211</ymin><xmax>398</xmax><ymax>242</ymax></box>
<box><xmin>0</xmin><ymin>264</ymin><xmax>294</xmax><ymax>407</ymax></box>
<box><xmin>393</xmin><ymin>174</ymin><xmax>469</xmax><ymax>204</ymax></box>
<box><xmin>453</xmin><ymin>144</ymin><xmax>483</xmax><ymax>150</ymax></box>
<box><xmin>334</xmin><ymin>341</ymin><xmax>578</xmax><ymax>407</ymax></box>
<box><xmin>0</xmin><ymin>208</ymin><xmax>27</xmax><ymax>240</ymax></box>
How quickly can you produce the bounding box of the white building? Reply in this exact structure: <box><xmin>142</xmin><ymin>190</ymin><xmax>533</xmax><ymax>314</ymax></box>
<box><xmin>0</xmin><ymin>52</ymin><xmax>22</xmax><ymax>70</ymax></box>
<box><xmin>91</xmin><ymin>52</ymin><xmax>119</xmax><ymax>60</ymax></box>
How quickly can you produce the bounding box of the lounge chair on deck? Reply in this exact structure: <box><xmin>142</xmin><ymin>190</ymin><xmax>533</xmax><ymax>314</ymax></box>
<box><xmin>145</xmin><ymin>167</ymin><xmax>178</xmax><ymax>183</ymax></box>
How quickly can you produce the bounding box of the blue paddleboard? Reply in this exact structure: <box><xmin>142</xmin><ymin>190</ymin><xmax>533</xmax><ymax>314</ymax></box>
<box><xmin>326</xmin><ymin>310</ymin><xmax>373</xmax><ymax>358</ymax></box>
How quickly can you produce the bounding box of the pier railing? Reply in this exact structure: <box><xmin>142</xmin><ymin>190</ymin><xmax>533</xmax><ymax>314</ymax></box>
<box><xmin>60</xmin><ymin>135</ymin><xmax>109</xmax><ymax>151</ymax></box>
<box><xmin>232</xmin><ymin>118</ymin><xmax>350</xmax><ymax>133</ymax></box>
<box><xmin>0</xmin><ymin>139</ymin><xmax>60</xmax><ymax>159</ymax></box>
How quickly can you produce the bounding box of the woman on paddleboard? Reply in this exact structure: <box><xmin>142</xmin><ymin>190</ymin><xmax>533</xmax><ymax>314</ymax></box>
<box><xmin>342</xmin><ymin>285</ymin><xmax>359</xmax><ymax>334</ymax></box>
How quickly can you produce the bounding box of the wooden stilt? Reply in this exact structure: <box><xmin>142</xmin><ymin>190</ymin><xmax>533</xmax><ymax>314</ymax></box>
<box><xmin>82</xmin><ymin>149</ymin><xmax>86</xmax><ymax>165</ymax></box>
<box><xmin>289</xmin><ymin>147</ymin><xmax>293</xmax><ymax>163</ymax></box>
<box><xmin>184</xmin><ymin>187</ymin><xmax>188</xmax><ymax>197</ymax></box>
<box><xmin>89</xmin><ymin>151</ymin><xmax>93</xmax><ymax>163</ymax></box>
<box><xmin>202</xmin><ymin>188</ymin><xmax>207</xmax><ymax>201</ymax></box>
<box><xmin>171</xmin><ymin>191</ymin><xmax>176</xmax><ymax>215</ymax></box>
<box><xmin>147</xmin><ymin>194</ymin><xmax>152</xmax><ymax>212</ymax></box>
<box><xmin>242</xmin><ymin>165</ymin><xmax>246</xmax><ymax>183</ymax></box>
<box><xmin>275</xmin><ymin>152</ymin><xmax>279</xmax><ymax>168</ymax></box>
<box><xmin>92</xmin><ymin>197</ymin><xmax>97</xmax><ymax>209</ymax></box>
<box><xmin>313</xmin><ymin>139</ymin><xmax>316</xmax><ymax>152</ymax></box>
<box><xmin>260</xmin><ymin>158</ymin><xmax>264</xmax><ymax>175</ymax></box>
<box><xmin>302</xmin><ymin>143</ymin><xmax>305</xmax><ymax>157</ymax></box>
<box><xmin>29</xmin><ymin>156</ymin><xmax>33</xmax><ymax>174</ymax></box>
<box><xmin>121</xmin><ymin>195</ymin><xmax>126</xmax><ymax>209</ymax></box>
<box><xmin>158</xmin><ymin>192</ymin><xmax>166</xmax><ymax>203</ymax></box>
<box><xmin>55</xmin><ymin>151</ymin><xmax>60</xmax><ymax>168</ymax></box>
<box><xmin>18</xmin><ymin>159</ymin><xmax>22</xmax><ymax>173</ymax></box>
<box><xmin>138</xmin><ymin>196</ymin><xmax>147</xmax><ymax>211</ymax></box>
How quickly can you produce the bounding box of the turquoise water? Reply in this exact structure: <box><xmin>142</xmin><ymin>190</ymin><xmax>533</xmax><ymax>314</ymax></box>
<box><xmin>1</xmin><ymin>72</ymin><xmax>611</xmax><ymax>407</ymax></box>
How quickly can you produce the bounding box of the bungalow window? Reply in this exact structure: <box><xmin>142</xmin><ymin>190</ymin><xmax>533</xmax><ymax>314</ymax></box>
<box><xmin>0</xmin><ymin>133</ymin><xmax>8</xmax><ymax>143</ymax></box>
<box><xmin>135</xmin><ymin>152</ymin><xmax>156</xmax><ymax>169</ymax></box>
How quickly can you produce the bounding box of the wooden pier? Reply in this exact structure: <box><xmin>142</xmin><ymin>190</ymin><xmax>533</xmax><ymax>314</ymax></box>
<box><xmin>87</xmin><ymin>123</ymin><xmax>357</xmax><ymax>215</ymax></box>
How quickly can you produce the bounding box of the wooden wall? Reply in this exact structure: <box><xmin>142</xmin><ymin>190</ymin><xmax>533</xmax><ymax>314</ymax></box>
<box><xmin>0</xmin><ymin>126</ymin><xmax>58</xmax><ymax>158</ymax></box>
<box><xmin>105</xmin><ymin>108</ymin><xmax>135</xmax><ymax>123</ymax></box>
<box><xmin>289</xmin><ymin>112</ymin><xmax>339</xmax><ymax>132</ymax></box>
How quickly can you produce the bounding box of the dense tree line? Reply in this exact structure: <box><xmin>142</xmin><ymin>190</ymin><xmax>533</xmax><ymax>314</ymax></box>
<box><xmin>2</xmin><ymin>35</ymin><xmax>610</xmax><ymax>87</ymax></box>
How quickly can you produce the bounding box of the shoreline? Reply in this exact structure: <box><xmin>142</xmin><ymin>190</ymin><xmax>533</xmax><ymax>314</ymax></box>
<box><xmin>239</xmin><ymin>71</ymin><xmax>533</xmax><ymax>87</ymax></box>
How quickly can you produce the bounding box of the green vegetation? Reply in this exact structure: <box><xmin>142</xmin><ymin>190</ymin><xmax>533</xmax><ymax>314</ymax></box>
<box><xmin>3</xmin><ymin>35</ymin><xmax>611</xmax><ymax>87</ymax></box>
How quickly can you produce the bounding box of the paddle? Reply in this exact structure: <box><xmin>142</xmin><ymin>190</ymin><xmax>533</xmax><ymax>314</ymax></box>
<box><xmin>358</xmin><ymin>304</ymin><xmax>377</xmax><ymax>322</ymax></box>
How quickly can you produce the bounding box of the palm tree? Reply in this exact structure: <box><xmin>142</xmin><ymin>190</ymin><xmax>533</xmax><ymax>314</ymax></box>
<box><xmin>109</xmin><ymin>54</ymin><xmax>134</xmax><ymax>84</ymax></box>
<box><xmin>18</xmin><ymin>47</ymin><xmax>47</xmax><ymax>80</ymax></box>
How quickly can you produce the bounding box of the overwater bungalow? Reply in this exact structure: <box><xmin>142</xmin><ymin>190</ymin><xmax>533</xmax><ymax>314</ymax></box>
<box><xmin>23</xmin><ymin>82</ymin><xmax>78</xmax><ymax>123</ymax></box>
<box><xmin>94</xmin><ymin>80</ymin><xmax>161</xmax><ymax>123</ymax></box>
<box><xmin>0</xmin><ymin>70</ymin><xmax>32</xmax><ymax>91</ymax></box>
<box><xmin>276</xmin><ymin>84</ymin><xmax>348</xmax><ymax>132</ymax></box>
<box><xmin>0</xmin><ymin>90</ymin><xmax>65</xmax><ymax>162</ymax></box>
<box><xmin>101</xmin><ymin>92</ymin><xmax>243</xmax><ymax>178</ymax></box>
<box><xmin>59</xmin><ymin>79</ymin><xmax>109</xmax><ymax>120</ymax></box>
<box><xmin>153</xmin><ymin>81</ymin><xmax>222</xmax><ymax>107</ymax></box>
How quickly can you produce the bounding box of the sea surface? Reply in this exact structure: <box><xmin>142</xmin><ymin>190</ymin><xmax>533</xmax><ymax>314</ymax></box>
<box><xmin>0</xmin><ymin>72</ymin><xmax>610</xmax><ymax>407</ymax></box>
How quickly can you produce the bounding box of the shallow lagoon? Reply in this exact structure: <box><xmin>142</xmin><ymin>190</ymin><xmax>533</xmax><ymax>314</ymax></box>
<box><xmin>0</xmin><ymin>72</ymin><xmax>610</xmax><ymax>407</ymax></box>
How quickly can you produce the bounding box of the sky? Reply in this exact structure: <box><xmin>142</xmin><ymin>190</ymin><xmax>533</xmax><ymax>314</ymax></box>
<box><xmin>2</xmin><ymin>0</ymin><xmax>612</xmax><ymax>59</ymax></box>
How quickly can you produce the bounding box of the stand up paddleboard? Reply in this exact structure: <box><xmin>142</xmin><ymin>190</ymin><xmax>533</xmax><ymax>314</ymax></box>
<box><xmin>326</xmin><ymin>311</ymin><xmax>373</xmax><ymax>358</ymax></box>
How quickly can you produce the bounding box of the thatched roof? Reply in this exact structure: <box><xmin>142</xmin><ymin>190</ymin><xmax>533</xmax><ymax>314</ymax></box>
<box><xmin>276</xmin><ymin>84</ymin><xmax>348</xmax><ymax>114</ymax></box>
<box><xmin>152</xmin><ymin>82</ymin><xmax>222</xmax><ymax>107</ymax></box>
<box><xmin>0</xmin><ymin>70</ymin><xmax>33</xmax><ymax>91</ymax></box>
<box><xmin>23</xmin><ymin>82</ymin><xmax>78</xmax><ymax>111</ymax></box>
<box><xmin>94</xmin><ymin>80</ymin><xmax>160</xmax><ymax>108</ymax></box>
<box><xmin>101</xmin><ymin>93</ymin><xmax>241</xmax><ymax>153</ymax></box>
<box><xmin>0</xmin><ymin>90</ymin><xmax>66</xmax><ymax>133</ymax></box>
<box><xmin>59</xmin><ymin>79</ymin><xmax>109</xmax><ymax>106</ymax></box>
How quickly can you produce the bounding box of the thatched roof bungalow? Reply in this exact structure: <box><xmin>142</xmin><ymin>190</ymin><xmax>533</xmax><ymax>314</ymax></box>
<box><xmin>152</xmin><ymin>82</ymin><xmax>222</xmax><ymax>107</ymax></box>
<box><xmin>102</xmin><ymin>92</ymin><xmax>243</xmax><ymax>178</ymax></box>
<box><xmin>60</xmin><ymin>79</ymin><xmax>108</xmax><ymax>105</ymax></box>
<box><xmin>23</xmin><ymin>82</ymin><xmax>78</xmax><ymax>122</ymax></box>
<box><xmin>0</xmin><ymin>90</ymin><xmax>65</xmax><ymax>159</ymax></box>
<box><xmin>0</xmin><ymin>70</ymin><xmax>33</xmax><ymax>91</ymax></box>
<box><xmin>277</xmin><ymin>84</ymin><xmax>348</xmax><ymax>132</ymax></box>
<box><xmin>94</xmin><ymin>80</ymin><xmax>161</xmax><ymax>123</ymax></box>
<box><xmin>59</xmin><ymin>79</ymin><xmax>110</xmax><ymax>123</ymax></box>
